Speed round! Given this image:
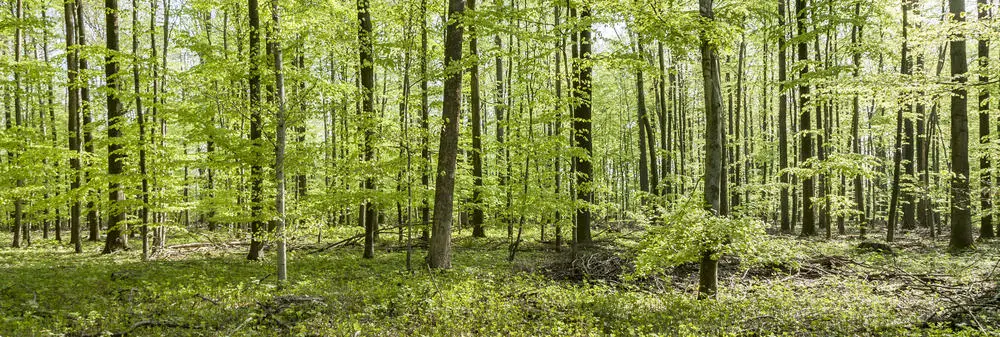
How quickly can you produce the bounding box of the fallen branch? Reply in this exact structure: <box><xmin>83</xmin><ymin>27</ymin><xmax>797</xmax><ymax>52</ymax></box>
<box><xmin>71</xmin><ymin>320</ymin><xmax>216</xmax><ymax>337</ymax></box>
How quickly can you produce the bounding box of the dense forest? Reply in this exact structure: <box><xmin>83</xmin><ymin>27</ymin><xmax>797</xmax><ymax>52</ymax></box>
<box><xmin>1</xmin><ymin>0</ymin><xmax>1000</xmax><ymax>335</ymax></box>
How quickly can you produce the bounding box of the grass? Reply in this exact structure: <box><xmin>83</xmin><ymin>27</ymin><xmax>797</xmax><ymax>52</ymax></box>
<box><xmin>0</xmin><ymin>226</ymin><xmax>998</xmax><ymax>336</ymax></box>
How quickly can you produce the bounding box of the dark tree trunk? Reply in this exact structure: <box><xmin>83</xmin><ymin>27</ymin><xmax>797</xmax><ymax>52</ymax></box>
<box><xmin>573</xmin><ymin>5</ymin><xmax>594</xmax><ymax>245</ymax></box>
<box><xmin>419</xmin><ymin>0</ymin><xmax>431</xmax><ymax>241</ymax></box>
<box><xmin>850</xmin><ymin>2</ymin><xmax>867</xmax><ymax>238</ymax></box>
<box><xmin>133</xmin><ymin>0</ymin><xmax>149</xmax><ymax>259</ymax></box>
<box><xmin>358</xmin><ymin>0</ymin><xmax>378</xmax><ymax>259</ymax></box>
<box><xmin>949</xmin><ymin>0</ymin><xmax>973</xmax><ymax>251</ymax></box>
<box><xmin>64</xmin><ymin>0</ymin><xmax>82</xmax><ymax>253</ymax></box>
<box><xmin>797</xmin><ymin>0</ymin><xmax>815</xmax><ymax>236</ymax></box>
<box><xmin>12</xmin><ymin>0</ymin><xmax>24</xmax><ymax>248</ymax></box>
<box><xmin>978</xmin><ymin>0</ymin><xmax>994</xmax><ymax>239</ymax></box>
<box><xmin>778</xmin><ymin>0</ymin><xmax>790</xmax><ymax>234</ymax></box>
<box><xmin>102</xmin><ymin>0</ymin><xmax>128</xmax><ymax>254</ymax></box>
<box><xmin>247</xmin><ymin>0</ymin><xmax>265</xmax><ymax>261</ymax></box>
<box><xmin>427</xmin><ymin>0</ymin><xmax>465</xmax><ymax>269</ymax></box>
<box><xmin>470</xmin><ymin>0</ymin><xmax>486</xmax><ymax>238</ymax></box>
<box><xmin>698</xmin><ymin>0</ymin><xmax>724</xmax><ymax>299</ymax></box>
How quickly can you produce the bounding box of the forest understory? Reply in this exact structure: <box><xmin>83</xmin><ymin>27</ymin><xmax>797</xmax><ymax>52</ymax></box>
<box><xmin>1</xmin><ymin>224</ymin><xmax>998</xmax><ymax>336</ymax></box>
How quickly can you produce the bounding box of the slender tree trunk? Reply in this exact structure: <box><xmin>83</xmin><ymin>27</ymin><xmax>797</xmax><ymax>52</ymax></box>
<box><xmin>12</xmin><ymin>0</ymin><xmax>24</xmax><ymax>248</ymax></box>
<box><xmin>76</xmin><ymin>1</ymin><xmax>100</xmax><ymax>243</ymax></box>
<box><xmin>428</xmin><ymin>0</ymin><xmax>465</xmax><ymax>269</ymax></box>
<box><xmin>419</xmin><ymin>0</ymin><xmax>431</xmax><ymax>241</ymax></box>
<box><xmin>102</xmin><ymin>0</ymin><xmax>128</xmax><ymax>254</ymax></box>
<box><xmin>698</xmin><ymin>0</ymin><xmax>723</xmax><ymax>299</ymax></box>
<box><xmin>358</xmin><ymin>0</ymin><xmax>378</xmax><ymax>259</ymax></box>
<box><xmin>797</xmin><ymin>0</ymin><xmax>815</xmax><ymax>236</ymax></box>
<box><xmin>851</xmin><ymin>2</ymin><xmax>867</xmax><ymax>238</ymax></box>
<box><xmin>977</xmin><ymin>0</ymin><xmax>994</xmax><ymax>239</ymax></box>
<box><xmin>64</xmin><ymin>0</ymin><xmax>82</xmax><ymax>253</ymax></box>
<box><xmin>133</xmin><ymin>0</ymin><xmax>149</xmax><ymax>259</ymax></box>
<box><xmin>469</xmin><ymin>0</ymin><xmax>486</xmax><ymax>238</ymax></box>
<box><xmin>271</xmin><ymin>0</ymin><xmax>288</xmax><ymax>281</ymax></box>
<box><xmin>777</xmin><ymin>0</ymin><xmax>790</xmax><ymax>234</ymax></box>
<box><xmin>573</xmin><ymin>4</ymin><xmax>594</xmax><ymax>245</ymax></box>
<box><xmin>949</xmin><ymin>0</ymin><xmax>973</xmax><ymax>251</ymax></box>
<box><xmin>247</xmin><ymin>0</ymin><xmax>265</xmax><ymax>261</ymax></box>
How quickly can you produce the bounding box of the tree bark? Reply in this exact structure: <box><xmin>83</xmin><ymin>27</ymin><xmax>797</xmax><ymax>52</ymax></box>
<box><xmin>977</xmin><ymin>0</ymin><xmax>994</xmax><ymax>239</ymax></box>
<box><xmin>246</xmin><ymin>0</ymin><xmax>265</xmax><ymax>261</ymax></box>
<box><xmin>949</xmin><ymin>0</ymin><xmax>973</xmax><ymax>251</ymax></box>
<box><xmin>698</xmin><ymin>0</ymin><xmax>724</xmax><ymax>299</ymax></box>
<box><xmin>358</xmin><ymin>0</ymin><xmax>378</xmax><ymax>259</ymax></box>
<box><xmin>796</xmin><ymin>0</ymin><xmax>815</xmax><ymax>236</ymax></box>
<box><xmin>271</xmin><ymin>0</ymin><xmax>288</xmax><ymax>281</ymax></box>
<box><xmin>573</xmin><ymin>4</ymin><xmax>594</xmax><ymax>245</ymax></box>
<box><xmin>469</xmin><ymin>0</ymin><xmax>486</xmax><ymax>238</ymax></box>
<box><xmin>428</xmin><ymin>0</ymin><xmax>465</xmax><ymax>269</ymax></box>
<box><xmin>102</xmin><ymin>0</ymin><xmax>128</xmax><ymax>254</ymax></box>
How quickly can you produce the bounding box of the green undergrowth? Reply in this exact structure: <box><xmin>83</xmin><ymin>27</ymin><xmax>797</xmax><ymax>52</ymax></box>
<box><xmin>0</xmin><ymin>228</ymin><xmax>997</xmax><ymax>336</ymax></box>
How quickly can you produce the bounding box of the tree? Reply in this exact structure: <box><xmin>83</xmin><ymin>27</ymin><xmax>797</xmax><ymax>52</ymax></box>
<box><xmin>102</xmin><ymin>0</ymin><xmax>128</xmax><ymax>254</ymax></box>
<box><xmin>777</xmin><ymin>0</ymin><xmax>790</xmax><ymax>234</ymax></box>
<box><xmin>358</xmin><ymin>0</ymin><xmax>378</xmax><ymax>259</ymax></box>
<box><xmin>271</xmin><ymin>0</ymin><xmax>288</xmax><ymax>281</ymax></box>
<box><xmin>698</xmin><ymin>0</ymin><xmax>724</xmax><ymax>299</ymax></box>
<box><xmin>427</xmin><ymin>0</ymin><xmax>466</xmax><ymax>269</ymax></box>
<box><xmin>12</xmin><ymin>0</ymin><xmax>24</xmax><ymax>248</ymax></box>
<box><xmin>977</xmin><ymin>0</ymin><xmax>993</xmax><ymax>239</ymax></box>
<box><xmin>469</xmin><ymin>0</ymin><xmax>486</xmax><ymax>238</ymax></box>
<box><xmin>573</xmin><ymin>3</ymin><xmax>594</xmax><ymax>246</ymax></box>
<box><xmin>949</xmin><ymin>0</ymin><xmax>973</xmax><ymax>251</ymax></box>
<box><xmin>888</xmin><ymin>0</ymin><xmax>913</xmax><ymax>243</ymax></box>
<box><xmin>850</xmin><ymin>2</ymin><xmax>866</xmax><ymax>237</ymax></box>
<box><xmin>247</xmin><ymin>0</ymin><xmax>266</xmax><ymax>261</ymax></box>
<box><xmin>63</xmin><ymin>0</ymin><xmax>83</xmax><ymax>254</ymax></box>
<box><xmin>796</xmin><ymin>0</ymin><xmax>815</xmax><ymax>237</ymax></box>
<box><xmin>132</xmin><ymin>0</ymin><xmax>150</xmax><ymax>259</ymax></box>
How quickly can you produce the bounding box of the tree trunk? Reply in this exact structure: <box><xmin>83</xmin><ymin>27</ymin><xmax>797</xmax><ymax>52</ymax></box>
<box><xmin>271</xmin><ymin>0</ymin><xmax>288</xmax><ymax>281</ymax></box>
<box><xmin>698</xmin><ymin>0</ymin><xmax>724</xmax><ymax>299</ymax></box>
<box><xmin>977</xmin><ymin>0</ymin><xmax>994</xmax><ymax>239</ymax></box>
<box><xmin>64</xmin><ymin>0</ymin><xmax>82</xmax><ymax>253</ymax></box>
<box><xmin>12</xmin><ymin>0</ymin><xmax>24</xmax><ymax>248</ymax></box>
<box><xmin>469</xmin><ymin>0</ymin><xmax>486</xmax><ymax>238</ymax></box>
<box><xmin>132</xmin><ymin>0</ymin><xmax>150</xmax><ymax>260</ymax></box>
<box><xmin>428</xmin><ymin>0</ymin><xmax>465</xmax><ymax>269</ymax></box>
<box><xmin>796</xmin><ymin>0</ymin><xmax>815</xmax><ymax>236</ymax></box>
<box><xmin>778</xmin><ymin>0</ymin><xmax>790</xmax><ymax>234</ymax></box>
<box><xmin>850</xmin><ymin>2</ymin><xmax>866</xmax><ymax>238</ymax></box>
<box><xmin>102</xmin><ymin>0</ymin><xmax>128</xmax><ymax>254</ymax></box>
<box><xmin>247</xmin><ymin>0</ymin><xmax>265</xmax><ymax>261</ymax></box>
<box><xmin>949</xmin><ymin>0</ymin><xmax>973</xmax><ymax>251</ymax></box>
<box><xmin>573</xmin><ymin>5</ymin><xmax>594</xmax><ymax>245</ymax></box>
<box><xmin>358</xmin><ymin>0</ymin><xmax>378</xmax><ymax>259</ymax></box>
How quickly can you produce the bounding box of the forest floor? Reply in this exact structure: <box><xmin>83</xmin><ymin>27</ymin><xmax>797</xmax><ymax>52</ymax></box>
<box><xmin>1</xmin><ymin>226</ymin><xmax>999</xmax><ymax>336</ymax></box>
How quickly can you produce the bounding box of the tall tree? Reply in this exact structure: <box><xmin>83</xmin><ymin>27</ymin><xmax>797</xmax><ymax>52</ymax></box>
<box><xmin>64</xmin><ymin>0</ymin><xmax>83</xmax><ymax>254</ymax></box>
<box><xmin>132</xmin><ymin>0</ymin><xmax>150</xmax><ymax>259</ymax></box>
<box><xmin>573</xmin><ymin>3</ymin><xmax>594</xmax><ymax>245</ymax></box>
<box><xmin>247</xmin><ymin>0</ymin><xmax>266</xmax><ymax>261</ymax></box>
<box><xmin>977</xmin><ymin>0</ymin><xmax>993</xmax><ymax>239</ymax></box>
<box><xmin>469</xmin><ymin>0</ymin><xmax>486</xmax><ymax>238</ymax></box>
<box><xmin>949</xmin><ymin>0</ymin><xmax>973</xmax><ymax>251</ymax></box>
<box><xmin>102</xmin><ymin>0</ymin><xmax>128</xmax><ymax>254</ymax></box>
<box><xmin>358</xmin><ymin>0</ymin><xmax>378</xmax><ymax>259</ymax></box>
<box><xmin>778</xmin><ymin>0</ymin><xmax>790</xmax><ymax>234</ymax></box>
<box><xmin>12</xmin><ymin>0</ymin><xmax>24</xmax><ymax>248</ymax></box>
<box><xmin>428</xmin><ymin>0</ymin><xmax>466</xmax><ymax>269</ymax></box>
<box><xmin>698</xmin><ymin>0</ymin><xmax>724</xmax><ymax>299</ymax></box>
<box><xmin>271</xmin><ymin>0</ymin><xmax>288</xmax><ymax>281</ymax></box>
<box><xmin>888</xmin><ymin>0</ymin><xmax>912</xmax><ymax>242</ymax></box>
<box><xmin>796</xmin><ymin>0</ymin><xmax>815</xmax><ymax>236</ymax></box>
<box><xmin>850</xmin><ymin>2</ymin><xmax>866</xmax><ymax>237</ymax></box>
